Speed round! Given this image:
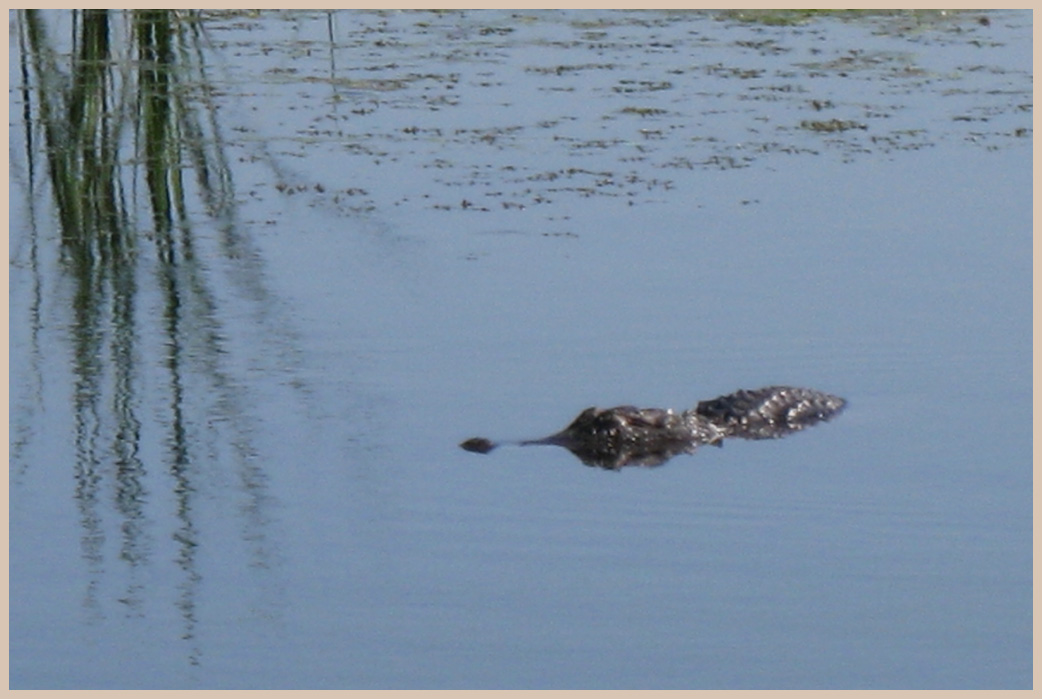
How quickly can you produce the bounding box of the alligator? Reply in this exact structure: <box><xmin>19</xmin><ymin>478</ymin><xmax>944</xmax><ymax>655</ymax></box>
<box><xmin>460</xmin><ymin>385</ymin><xmax>846</xmax><ymax>469</ymax></box>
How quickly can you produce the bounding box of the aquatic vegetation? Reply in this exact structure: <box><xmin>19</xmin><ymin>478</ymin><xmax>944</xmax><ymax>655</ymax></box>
<box><xmin>801</xmin><ymin>118</ymin><xmax>869</xmax><ymax>133</ymax></box>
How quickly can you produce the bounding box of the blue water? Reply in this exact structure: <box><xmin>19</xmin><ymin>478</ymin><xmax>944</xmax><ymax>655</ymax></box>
<box><xmin>9</xmin><ymin>9</ymin><xmax>1031</xmax><ymax>688</ymax></box>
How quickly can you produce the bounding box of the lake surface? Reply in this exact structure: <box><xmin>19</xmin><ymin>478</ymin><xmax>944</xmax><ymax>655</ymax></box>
<box><xmin>9</xmin><ymin>9</ymin><xmax>1032</xmax><ymax>689</ymax></box>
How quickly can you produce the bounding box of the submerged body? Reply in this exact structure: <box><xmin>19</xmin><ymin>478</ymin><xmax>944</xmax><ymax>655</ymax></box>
<box><xmin>460</xmin><ymin>385</ymin><xmax>846</xmax><ymax>468</ymax></box>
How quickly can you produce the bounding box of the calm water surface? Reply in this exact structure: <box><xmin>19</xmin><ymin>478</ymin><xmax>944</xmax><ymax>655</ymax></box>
<box><xmin>9</xmin><ymin>10</ymin><xmax>1031</xmax><ymax>688</ymax></box>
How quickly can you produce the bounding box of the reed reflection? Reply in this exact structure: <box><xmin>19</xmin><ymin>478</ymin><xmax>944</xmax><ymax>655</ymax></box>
<box><xmin>13</xmin><ymin>9</ymin><xmax>280</xmax><ymax>667</ymax></box>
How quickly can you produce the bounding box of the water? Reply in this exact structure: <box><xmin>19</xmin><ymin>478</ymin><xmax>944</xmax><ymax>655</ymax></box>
<box><xmin>9</xmin><ymin>9</ymin><xmax>1031</xmax><ymax>688</ymax></box>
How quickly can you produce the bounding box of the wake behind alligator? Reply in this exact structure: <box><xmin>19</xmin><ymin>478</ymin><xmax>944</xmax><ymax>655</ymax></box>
<box><xmin>460</xmin><ymin>386</ymin><xmax>846</xmax><ymax>469</ymax></box>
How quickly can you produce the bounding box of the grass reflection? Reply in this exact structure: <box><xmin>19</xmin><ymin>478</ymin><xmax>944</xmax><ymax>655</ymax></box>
<box><xmin>13</xmin><ymin>9</ymin><xmax>268</xmax><ymax>663</ymax></box>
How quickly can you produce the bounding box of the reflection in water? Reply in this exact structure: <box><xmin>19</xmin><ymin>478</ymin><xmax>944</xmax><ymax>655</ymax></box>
<box><xmin>12</xmin><ymin>10</ymin><xmax>288</xmax><ymax>669</ymax></box>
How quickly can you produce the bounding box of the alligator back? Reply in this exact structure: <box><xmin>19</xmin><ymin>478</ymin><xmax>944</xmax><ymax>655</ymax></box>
<box><xmin>694</xmin><ymin>386</ymin><xmax>846</xmax><ymax>440</ymax></box>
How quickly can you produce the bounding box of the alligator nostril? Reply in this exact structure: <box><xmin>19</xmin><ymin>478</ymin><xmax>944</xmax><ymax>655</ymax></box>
<box><xmin>460</xmin><ymin>437</ymin><xmax>496</xmax><ymax>454</ymax></box>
